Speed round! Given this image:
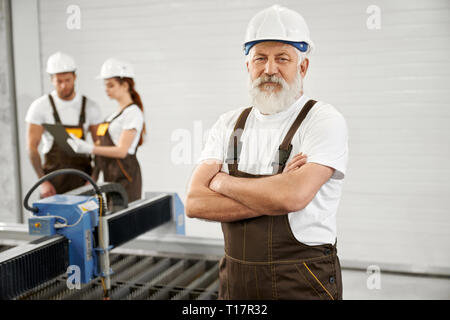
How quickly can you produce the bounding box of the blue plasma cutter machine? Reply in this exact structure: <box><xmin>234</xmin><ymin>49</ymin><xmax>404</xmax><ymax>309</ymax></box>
<box><xmin>28</xmin><ymin>194</ymin><xmax>100</xmax><ymax>284</ymax></box>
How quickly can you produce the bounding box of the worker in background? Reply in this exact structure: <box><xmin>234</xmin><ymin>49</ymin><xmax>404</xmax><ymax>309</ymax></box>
<box><xmin>186</xmin><ymin>5</ymin><xmax>348</xmax><ymax>299</ymax></box>
<box><xmin>67</xmin><ymin>58</ymin><xmax>145</xmax><ymax>203</ymax></box>
<box><xmin>26</xmin><ymin>51</ymin><xmax>103</xmax><ymax>198</ymax></box>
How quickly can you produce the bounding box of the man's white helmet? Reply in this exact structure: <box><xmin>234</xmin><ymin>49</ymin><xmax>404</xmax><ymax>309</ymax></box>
<box><xmin>46</xmin><ymin>52</ymin><xmax>77</xmax><ymax>74</ymax></box>
<box><xmin>97</xmin><ymin>58</ymin><xmax>135</xmax><ymax>79</ymax></box>
<box><xmin>244</xmin><ymin>5</ymin><xmax>314</xmax><ymax>55</ymax></box>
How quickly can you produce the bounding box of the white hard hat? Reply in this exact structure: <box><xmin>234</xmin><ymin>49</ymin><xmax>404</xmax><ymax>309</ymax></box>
<box><xmin>244</xmin><ymin>5</ymin><xmax>314</xmax><ymax>55</ymax></box>
<box><xmin>97</xmin><ymin>58</ymin><xmax>135</xmax><ymax>79</ymax></box>
<box><xmin>46</xmin><ymin>51</ymin><xmax>77</xmax><ymax>74</ymax></box>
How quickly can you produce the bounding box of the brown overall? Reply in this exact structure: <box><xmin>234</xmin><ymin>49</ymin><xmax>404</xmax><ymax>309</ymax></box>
<box><xmin>94</xmin><ymin>105</ymin><xmax>142</xmax><ymax>203</ymax></box>
<box><xmin>43</xmin><ymin>94</ymin><xmax>92</xmax><ymax>194</ymax></box>
<box><xmin>219</xmin><ymin>100</ymin><xmax>343</xmax><ymax>300</ymax></box>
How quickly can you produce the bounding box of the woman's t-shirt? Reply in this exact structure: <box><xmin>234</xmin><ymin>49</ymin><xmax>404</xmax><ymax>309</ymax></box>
<box><xmin>106</xmin><ymin>104</ymin><xmax>144</xmax><ymax>154</ymax></box>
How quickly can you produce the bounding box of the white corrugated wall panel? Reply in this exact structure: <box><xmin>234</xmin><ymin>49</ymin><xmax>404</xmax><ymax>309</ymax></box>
<box><xmin>34</xmin><ymin>0</ymin><xmax>450</xmax><ymax>272</ymax></box>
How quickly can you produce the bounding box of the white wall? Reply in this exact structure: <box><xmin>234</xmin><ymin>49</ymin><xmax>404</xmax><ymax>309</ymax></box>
<box><xmin>11</xmin><ymin>0</ymin><xmax>450</xmax><ymax>273</ymax></box>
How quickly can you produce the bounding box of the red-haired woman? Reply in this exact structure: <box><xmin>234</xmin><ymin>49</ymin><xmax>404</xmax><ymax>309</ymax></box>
<box><xmin>68</xmin><ymin>58</ymin><xmax>145</xmax><ymax>203</ymax></box>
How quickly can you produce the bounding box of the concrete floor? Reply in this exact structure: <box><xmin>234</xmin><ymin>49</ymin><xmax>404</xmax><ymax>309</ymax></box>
<box><xmin>342</xmin><ymin>269</ymin><xmax>450</xmax><ymax>300</ymax></box>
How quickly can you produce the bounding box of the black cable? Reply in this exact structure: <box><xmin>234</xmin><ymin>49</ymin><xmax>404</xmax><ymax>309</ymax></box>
<box><xmin>23</xmin><ymin>168</ymin><xmax>104</xmax><ymax>213</ymax></box>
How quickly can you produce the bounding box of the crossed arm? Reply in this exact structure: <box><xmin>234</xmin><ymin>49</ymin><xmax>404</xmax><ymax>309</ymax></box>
<box><xmin>185</xmin><ymin>154</ymin><xmax>334</xmax><ymax>222</ymax></box>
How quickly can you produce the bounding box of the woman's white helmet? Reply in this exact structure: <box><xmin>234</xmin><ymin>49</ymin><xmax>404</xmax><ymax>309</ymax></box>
<box><xmin>97</xmin><ymin>58</ymin><xmax>135</xmax><ymax>79</ymax></box>
<box><xmin>244</xmin><ymin>5</ymin><xmax>314</xmax><ymax>55</ymax></box>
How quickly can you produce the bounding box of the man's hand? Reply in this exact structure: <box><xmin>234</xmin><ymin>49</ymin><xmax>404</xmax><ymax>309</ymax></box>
<box><xmin>209</xmin><ymin>172</ymin><xmax>228</xmax><ymax>193</ymax></box>
<box><xmin>283</xmin><ymin>152</ymin><xmax>308</xmax><ymax>173</ymax></box>
<box><xmin>40</xmin><ymin>180</ymin><xmax>56</xmax><ymax>198</ymax></box>
<box><xmin>185</xmin><ymin>161</ymin><xmax>261</xmax><ymax>222</ymax></box>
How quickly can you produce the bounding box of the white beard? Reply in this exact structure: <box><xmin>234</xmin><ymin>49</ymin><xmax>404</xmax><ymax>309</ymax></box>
<box><xmin>248</xmin><ymin>71</ymin><xmax>302</xmax><ymax>115</ymax></box>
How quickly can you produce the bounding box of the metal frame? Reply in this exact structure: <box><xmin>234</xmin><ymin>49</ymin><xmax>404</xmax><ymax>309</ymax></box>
<box><xmin>2</xmin><ymin>0</ymin><xmax>23</xmax><ymax>223</ymax></box>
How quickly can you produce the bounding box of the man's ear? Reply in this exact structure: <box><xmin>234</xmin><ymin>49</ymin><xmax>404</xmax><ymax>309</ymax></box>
<box><xmin>300</xmin><ymin>58</ymin><xmax>309</xmax><ymax>78</ymax></box>
<box><xmin>246</xmin><ymin>60</ymin><xmax>249</xmax><ymax>72</ymax></box>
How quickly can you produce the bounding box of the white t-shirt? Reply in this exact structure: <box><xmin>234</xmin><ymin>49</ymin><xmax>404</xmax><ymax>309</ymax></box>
<box><xmin>25</xmin><ymin>90</ymin><xmax>103</xmax><ymax>154</ymax></box>
<box><xmin>197</xmin><ymin>95</ymin><xmax>349</xmax><ymax>245</ymax></box>
<box><xmin>105</xmin><ymin>104</ymin><xmax>144</xmax><ymax>155</ymax></box>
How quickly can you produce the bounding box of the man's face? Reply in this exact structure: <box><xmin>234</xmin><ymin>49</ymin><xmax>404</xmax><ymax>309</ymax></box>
<box><xmin>51</xmin><ymin>72</ymin><xmax>76</xmax><ymax>100</ymax></box>
<box><xmin>246</xmin><ymin>41</ymin><xmax>309</xmax><ymax>114</ymax></box>
<box><xmin>246</xmin><ymin>41</ymin><xmax>307</xmax><ymax>91</ymax></box>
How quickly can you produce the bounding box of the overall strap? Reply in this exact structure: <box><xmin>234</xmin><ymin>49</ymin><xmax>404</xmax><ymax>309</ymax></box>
<box><xmin>107</xmin><ymin>103</ymin><xmax>134</xmax><ymax>124</ymax></box>
<box><xmin>226</xmin><ymin>107</ymin><xmax>252</xmax><ymax>175</ymax></box>
<box><xmin>48</xmin><ymin>94</ymin><xmax>62</xmax><ymax>124</ymax></box>
<box><xmin>104</xmin><ymin>103</ymin><xmax>139</xmax><ymax>155</ymax></box>
<box><xmin>78</xmin><ymin>96</ymin><xmax>87</xmax><ymax>127</ymax></box>
<box><xmin>272</xmin><ymin>99</ymin><xmax>317</xmax><ymax>174</ymax></box>
<box><xmin>134</xmin><ymin>131</ymin><xmax>143</xmax><ymax>154</ymax></box>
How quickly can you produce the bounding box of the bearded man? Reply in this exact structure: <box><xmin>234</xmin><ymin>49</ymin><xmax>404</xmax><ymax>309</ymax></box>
<box><xmin>186</xmin><ymin>5</ymin><xmax>348</xmax><ymax>300</ymax></box>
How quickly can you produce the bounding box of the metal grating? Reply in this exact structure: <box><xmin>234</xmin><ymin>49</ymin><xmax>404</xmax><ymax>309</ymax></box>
<box><xmin>0</xmin><ymin>236</ymin><xmax>69</xmax><ymax>300</ymax></box>
<box><xmin>13</xmin><ymin>252</ymin><xmax>220</xmax><ymax>300</ymax></box>
<box><xmin>107</xmin><ymin>195</ymin><xmax>172</xmax><ymax>248</ymax></box>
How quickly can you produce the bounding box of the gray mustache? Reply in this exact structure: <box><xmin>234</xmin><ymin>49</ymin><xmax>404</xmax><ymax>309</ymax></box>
<box><xmin>252</xmin><ymin>75</ymin><xmax>286</xmax><ymax>89</ymax></box>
